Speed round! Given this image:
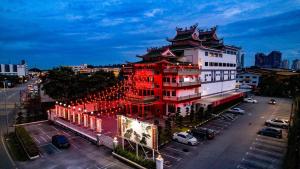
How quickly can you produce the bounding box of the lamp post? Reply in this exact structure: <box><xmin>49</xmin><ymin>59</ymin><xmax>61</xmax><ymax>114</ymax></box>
<box><xmin>3</xmin><ymin>78</ymin><xmax>8</xmax><ymax>135</ymax></box>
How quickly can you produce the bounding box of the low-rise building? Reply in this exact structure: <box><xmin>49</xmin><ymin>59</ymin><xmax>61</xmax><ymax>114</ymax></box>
<box><xmin>0</xmin><ymin>60</ymin><xmax>28</xmax><ymax>77</ymax></box>
<box><xmin>236</xmin><ymin>72</ymin><xmax>261</xmax><ymax>89</ymax></box>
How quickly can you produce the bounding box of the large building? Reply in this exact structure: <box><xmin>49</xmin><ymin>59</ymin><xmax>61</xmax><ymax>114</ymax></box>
<box><xmin>0</xmin><ymin>60</ymin><xmax>28</xmax><ymax>77</ymax></box>
<box><xmin>255</xmin><ymin>51</ymin><xmax>282</xmax><ymax>68</ymax></box>
<box><xmin>292</xmin><ymin>59</ymin><xmax>300</xmax><ymax>70</ymax></box>
<box><xmin>123</xmin><ymin>25</ymin><xmax>242</xmax><ymax>117</ymax></box>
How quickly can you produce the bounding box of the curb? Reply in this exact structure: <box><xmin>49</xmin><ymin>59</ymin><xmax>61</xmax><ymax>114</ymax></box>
<box><xmin>1</xmin><ymin>136</ymin><xmax>17</xmax><ymax>168</ymax></box>
<box><xmin>112</xmin><ymin>152</ymin><xmax>147</xmax><ymax>169</ymax></box>
<box><xmin>13</xmin><ymin>120</ymin><xmax>48</xmax><ymax>127</ymax></box>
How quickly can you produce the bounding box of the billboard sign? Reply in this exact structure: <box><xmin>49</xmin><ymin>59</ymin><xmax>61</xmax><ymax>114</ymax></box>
<box><xmin>117</xmin><ymin>115</ymin><xmax>157</xmax><ymax>150</ymax></box>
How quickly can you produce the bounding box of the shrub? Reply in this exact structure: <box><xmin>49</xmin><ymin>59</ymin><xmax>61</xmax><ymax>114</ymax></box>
<box><xmin>15</xmin><ymin>126</ymin><xmax>39</xmax><ymax>158</ymax></box>
<box><xmin>115</xmin><ymin>146</ymin><xmax>156</xmax><ymax>169</ymax></box>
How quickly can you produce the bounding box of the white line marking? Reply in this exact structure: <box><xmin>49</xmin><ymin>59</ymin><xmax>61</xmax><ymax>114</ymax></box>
<box><xmin>165</xmin><ymin>147</ymin><xmax>186</xmax><ymax>153</ymax></box>
<box><xmin>160</xmin><ymin>152</ymin><xmax>182</xmax><ymax>161</ymax></box>
<box><xmin>99</xmin><ymin>163</ymin><xmax>115</xmax><ymax>169</ymax></box>
<box><xmin>33</xmin><ymin>136</ymin><xmax>41</xmax><ymax>144</ymax></box>
<box><xmin>50</xmin><ymin>143</ymin><xmax>61</xmax><ymax>152</ymax></box>
<box><xmin>40</xmin><ymin>136</ymin><xmax>48</xmax><ymax>142</ymax></box>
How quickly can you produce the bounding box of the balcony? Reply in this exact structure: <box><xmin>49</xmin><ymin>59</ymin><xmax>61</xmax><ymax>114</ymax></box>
<box><xmin>163</xmin><ymin>81</ymin><xmax>201</xmax><ymax>87</ymax></box>
<box><xmin>163</xmin><ymin>68</ymin><xmax>200</xmax><ymax>75</ymax></box>
<box><xmin>163</xmin><ymin>93</ymin><xmax>201</xmax><ymax>101</ymax></box>
<box><xmin>126</xmin><ymin>95</ymin><xmax>156</xmax><ymax>103</ymax></box>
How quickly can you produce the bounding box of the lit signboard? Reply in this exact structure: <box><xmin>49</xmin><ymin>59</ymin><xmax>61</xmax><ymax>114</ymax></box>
<box><xmin>117</xmin><ymin>115</ymin><xmax>158</xmax><ymax>150</ymax></box>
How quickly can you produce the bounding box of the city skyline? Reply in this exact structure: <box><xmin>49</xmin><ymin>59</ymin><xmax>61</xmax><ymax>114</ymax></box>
<box><xmin>0</xmin><ymin>0</ymin><xmax>300</xmax><ymax>69</ymax></box>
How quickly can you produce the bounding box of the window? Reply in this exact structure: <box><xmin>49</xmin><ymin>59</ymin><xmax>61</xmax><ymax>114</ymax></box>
<box><xmin>13</xmin><ymin>65</ymin><xmax>17</xmax><ymax>72</ymax></box>
<box><xmin>172</xmin><ymin>91</ymin><xmax>176</xmax><ymax>96</ymax></box>
<box><xmin>205</xmin><ymin>62</ymin><xmax>208</xmax><ymax>66</ymax></box>
<box><xmin>166</xmin><ymin>91</ymin><xmax>170</xmax><ymax>96</ymax></box>
<box><xmin>230</xmin><ymin>63</ymin><xmax>233</xmax><ymax>67</ymax></box>
<box><xmin>163</xmin><ymin>91</ymin><xmax>166</xmax><ymax>96</ymax></box>
<box><xmin>214</xmin><ymin>62</ymin><xmax>218</xmax><ymax>66</ymax></box>
<box><xmin>227</xmin><ymin>63</ymin><xmax>230</xmax><ymax>67</ymax></box>
<box><xmin>209</xmin><ymin>62</ymin><xmax>213</xmax><ymax>66</ymax></box>
<box><xmin>151</xmin><ymin>90</ymin><xmax>154</xmax><ymax>95</ymax></box>
<box><xmin>239</xmin><ymin>76</ymin><xmax>243</xmax><ymax>78</ymax></box>
<box><xmin>172</xmin><ymin>77</ymin><xmax>176</xmax><ymax>83</ymax></box>
<box><xmin>205</xmin><ymin>52</ymin><xmax>208</xmax><ymax>56</ymax></box>
<box><xmin>246</xmin><ymin>76</ymin><xmax>250</xmax><ymax>78</ymax></box>
<box><xmin>219</xmin><ymin>54</ymin><xmax>222</xmax><ymax>57</ymax></box>
<box><xmin>252</xmin><ymin>81</ymin><xmax>257</xmax><ymax>84</ymax></box>
<box><xmin>219</xmin><ymin>63</ymin><xmax>222</xmax><ymax>66</ymax></box>
<box><xmin>223</xmin><ymin>63</ymin><xmax>226</xmax><ymax>67</ymax></box>
<box><xmin>253</xmin><ymin>76</ymin><xmax>257</xmax><ymax>79</ymax></box>
<box><xmin>5</xmin><ymin>64</ymin><xmax>9</xmax><ymax>72</ymax></box>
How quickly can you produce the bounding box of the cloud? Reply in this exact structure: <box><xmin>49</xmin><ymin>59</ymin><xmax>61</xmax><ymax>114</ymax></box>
<box><xmin>144</xmin><ymin>8</ymin><xmax>163</xmax><ymax>17</ymax></box>
<box><xmin>100</xmin><ymin>18</ymin><xmax>124</xmax><ymax>26</ymax></box>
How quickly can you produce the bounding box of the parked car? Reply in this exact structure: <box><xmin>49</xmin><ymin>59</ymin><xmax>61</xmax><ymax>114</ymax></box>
<box><xmin>265</xmin><ymin>118</ymin><xmax>289</xmax><ymax>128</ymax></box>
<box><xmin>52</xmin><ymin>135</ymin><xmax>70</xmax><ymax>148</ymax></box>
<box><xmin>228</xmin><ymin>107</ymin><xmax>245</xmax><ymax>115</ymax></box>
<box><xmin>190</xmin><ymin>127</ymin><xmax>215</xmax><ymax>140</ymax></box>
<box><xmin>268</xmin><ymin>99</ymin><xmax>276</xmax><ymax>105</ymax></box>
<box><xmin>258</xmin><ymin>127</ymin><xmax>282</xmax><ymax>139</ymax></box>
<box><xmin>243</xmin><ymin>98</ymin><xmax>257</xmax><ymax>103</ymax></box>
<box><xmin>172</xmin><ymin>132</ymin><xmax>198</xmax><ymax>145</ymax></box>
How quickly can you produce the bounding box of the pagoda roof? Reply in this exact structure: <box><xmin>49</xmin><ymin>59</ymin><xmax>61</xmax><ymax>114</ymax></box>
<box><xmin>137</xmin><ymin>46</ymin><xmax>177</xmax><ymax>59</ymax></box>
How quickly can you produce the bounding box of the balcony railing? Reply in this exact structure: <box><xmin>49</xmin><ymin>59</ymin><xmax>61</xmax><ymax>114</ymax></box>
<box><xmin>126</xmin><ymin>95</ymin><xmax>156</xmax><ymax>102</ymax></box>
<box><xmin>163</xmin><ymin>81</ymin><xmax>201</xmax><ymax>87</ymax></box>
<box><xmin>163</xmin><ymin>93</ymin><xmax>201</xmax><ymax>101</ymax></box>
<box><xmin>163</xmin><ymin>69</ymin><xmax>200</xmax><ymax>75</ymax></box>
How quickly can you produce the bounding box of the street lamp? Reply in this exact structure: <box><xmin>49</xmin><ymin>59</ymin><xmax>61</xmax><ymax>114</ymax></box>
<box><xmin>3</xmin><ymin>78</ymin><xmax>8</xmax><ymax>135</ymax></box>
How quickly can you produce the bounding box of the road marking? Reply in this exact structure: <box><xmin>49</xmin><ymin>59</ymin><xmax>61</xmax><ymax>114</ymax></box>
<box><xmin>160</xmin><ymin>152</ymin><xmax>182</xmax><ymax>161</ymax></box>
<box><xmin>39</xmin><ymin>136</ymin><xmax>48</xmax><ymax>142</ymax></box>
<box><xmin>33</xmin><ymin>136</ymin><xmax>41</xmax><ymax>144</ymax></box>
<box><xmin>50</xmin><ymin>143</ymin><xmax>61</xmax><ymax>152</ymax></box>
<box><xmin>165</xmin><ymin>147</ymin><xmax>186</xmax><ymax>153</ymax></box>
<box><xmin>99</xmin><ymin>163</ymin><xmax>115</xmax><ymax>169</ymax></box>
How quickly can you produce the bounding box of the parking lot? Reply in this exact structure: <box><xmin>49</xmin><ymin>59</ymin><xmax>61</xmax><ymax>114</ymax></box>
<box><xmin>159</xmin><ymin>96</ymin><xmax>291</xmax><ymax>169</ymax></box>
<box><xmin>17</xmin><ymin>122</ymin><xmax>132</xmax><ymax>169</ymax></box>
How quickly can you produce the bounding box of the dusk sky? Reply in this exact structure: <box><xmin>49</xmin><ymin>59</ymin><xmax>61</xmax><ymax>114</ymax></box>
<box><xmin>0</xmin><ymin>0</ymin><xmax>300</xmax><ymax>69</ymax></box>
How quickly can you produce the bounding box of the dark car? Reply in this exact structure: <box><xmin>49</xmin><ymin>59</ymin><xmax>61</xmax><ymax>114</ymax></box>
<box><xmin>52</xmin><ymin>135</ymin><xmax>70</xmax><ymax>148</ymax></box>
<box><xmin>258</xmin><ymin>127</ymin><xmax>282</xmax><ymax>139</ymax></box>
<box><xmin>190</xmin><ymin>127</ymin><xmax>215</xmax><ymax>140</ymax></box>
<box><xmin>268</xmin><ymin>99</ymin><xmax>276</xmax><ymax>105</ymax></box>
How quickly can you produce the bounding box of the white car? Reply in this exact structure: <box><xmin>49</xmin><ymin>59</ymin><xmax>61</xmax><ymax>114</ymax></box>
<box><xmin>243</xmin><ymin>98</ymin><xmax>258</xmax><ymax>103</ymax></box>
<box><xmin>172</xmin><ymin>132</ymin><xmax>198</xmax><ymax>145</ymax></box>
<box><xmin>265</xmin><ymin>119</ymin><xmax>289</xmax><ymax>128</ymax></box>
<box><xmin>228</xmin><ymin>107</ymin><xmax>245</xmax><ymax>114</ymax></box>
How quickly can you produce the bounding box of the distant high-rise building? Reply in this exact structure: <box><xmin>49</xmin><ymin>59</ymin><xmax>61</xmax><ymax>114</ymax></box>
<box><xmin>269</xmin><ymin>51</ymin><xmax>282</xmax><ymax>68</ymax></box>
<box><xmin>254</xmin><ymin>51</ymin><xmax>282</xmax><ymax>68</ymax></box>
<box><xmin>236</xmin><ymin>50</ymin><xmax>244</xmax><ymax>69</ymax></box>
<box><xmin>281</xmin><ymin>59</ymin><xmax>289</xmax><ymax>69</ymax></box>
<box><xmin>255</xmin><ymin>53</ymin><xmax>266</xmax><ymax>67</ymax></box>
<box><xmin>292</xmin><ymin>59</ymin><xmax>300</xmax><ymax>70</ymax></box>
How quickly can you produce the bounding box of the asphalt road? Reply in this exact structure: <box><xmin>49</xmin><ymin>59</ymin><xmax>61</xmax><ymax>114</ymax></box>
<box><xmin>18</xmin><ymin>122</ymin><xmax>132</xmax><ymax>169</ymax></box>
<box><xmin>0</xmin><ymin>79</ymin><xmax>36</xmax><ymax>169</ymax></box>
<box><xmin>160</xmin><ymin>96</ymin><xmax>291</xmax><ymax>169</ymax></box>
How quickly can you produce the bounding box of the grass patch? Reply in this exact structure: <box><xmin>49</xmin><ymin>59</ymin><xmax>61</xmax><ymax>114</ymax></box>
<box><xmin>15</xmin><ymin>126</ymin><xmax>39</xmax><ymax>158</ymax></box>
<box><xmin>5</xmin><ymin>132</ymin><xmax>28</xmax><ymax>161</ymax></box>
<box><xmin>115</xmin><ymin>146</ymin><xmax>156</xmax><ymax>169</ymax></box>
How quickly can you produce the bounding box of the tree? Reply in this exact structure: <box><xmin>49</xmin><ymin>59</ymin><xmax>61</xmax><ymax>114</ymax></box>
<box><xmin>175</xmin><ymin>107</ymin><xmax>181</xmax><ymax>124</ymax></box>
<box><xmin>42</xmin><ymin>67</ymin><xmax>118</xmax><ymax>102</ymax></box>
<box><xmin>164</xmin><ymin>118</ymin><xmax>172</xmax><ymax>140</ymax></box>
<box><xmin>190</xmin><ymin>105</ymin><xmax>195</xmax><ymax>122</ymax></box>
